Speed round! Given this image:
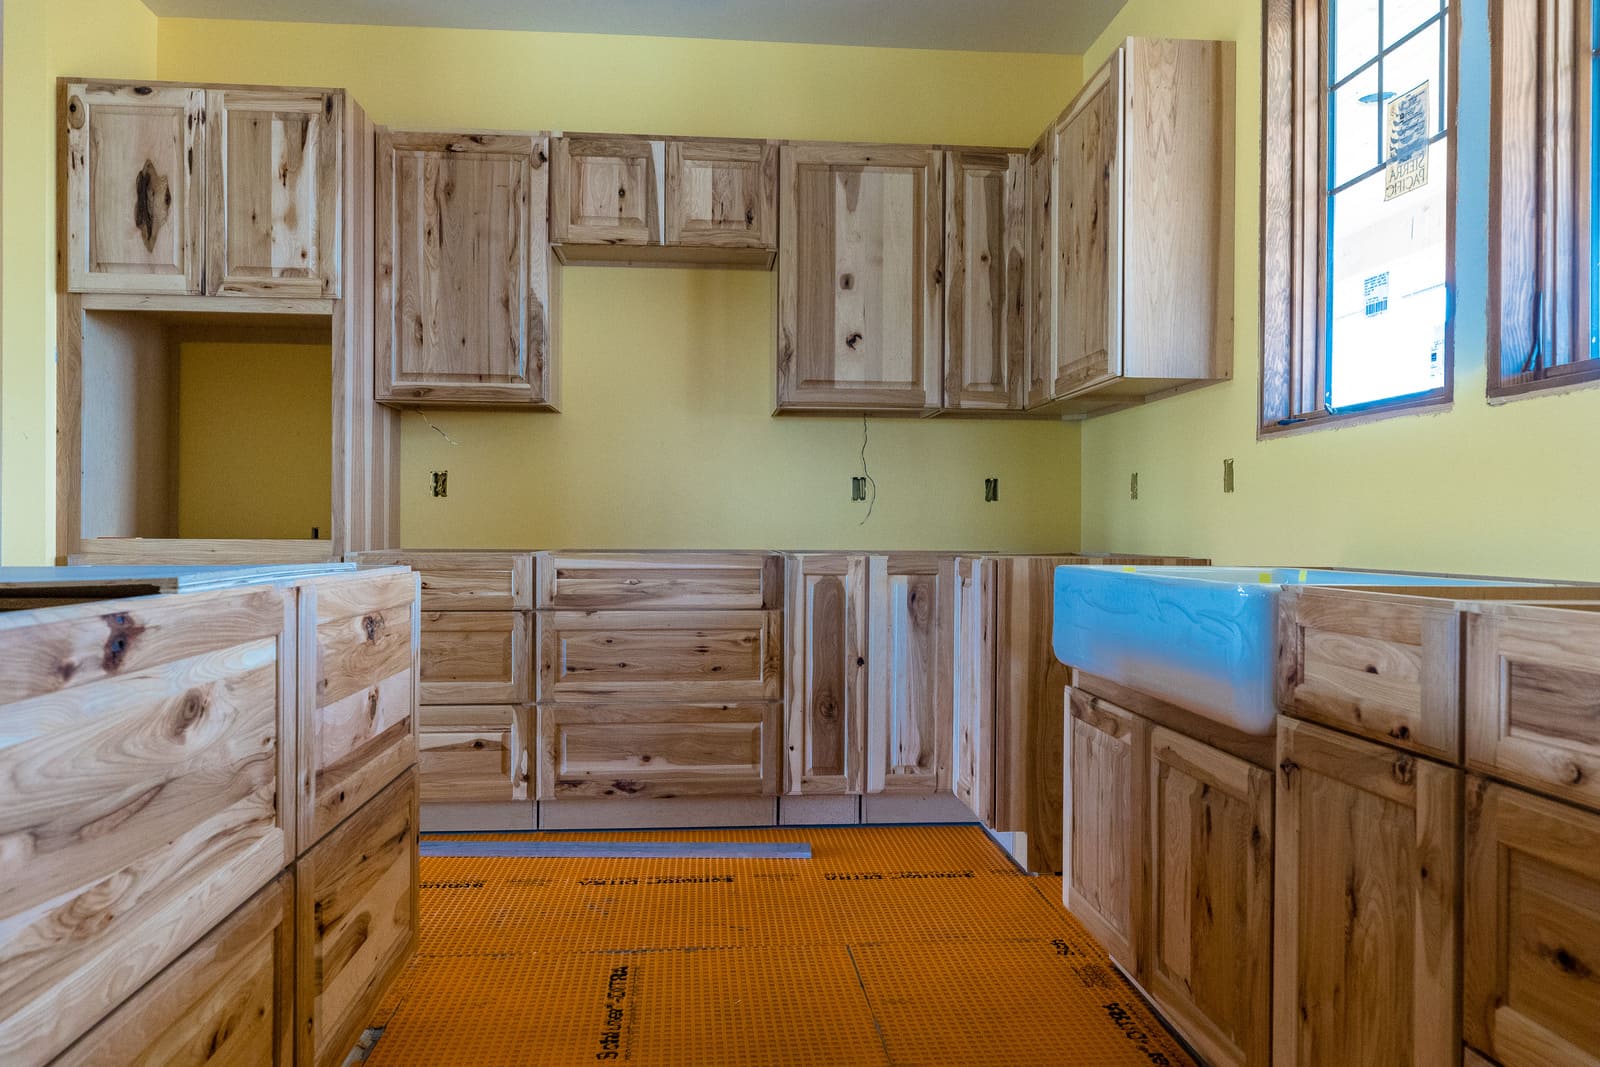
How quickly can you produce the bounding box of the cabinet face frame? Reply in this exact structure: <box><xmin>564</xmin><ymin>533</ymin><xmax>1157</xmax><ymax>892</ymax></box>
<box><xmin>1464</xmin><ymin>775</ymin><xmax>1600</xmax><ymax>1066</ymax></box>
<box><xmin>784</xmin><ymin>554</ymin><xmax>869</xmax><ymax>794</ymax></box>
<box><xmin>776</xmin><ymin>142</ymin><xmax>945</xmax><ymax>412</ymax></box>
<box><xmin>664</xmin><ymin>139</ymin><xmax>777</xmax><ymax>250</ymax></box>
<box><xmin>551</xmin><ymin>134</ymin><xmax>660</xmax><ymax>246</ymax></box>
<box><xmin>63</xmin><ymin>83</ymin><xmax>208</xmax><ymax>294</ymax></box>
<box><xmin>206</xmin><ymin>88</ymin><xmax>343</xmax><ymax>298</ymax></box>
<box><xmin>944</xmin><ymin>149</ymin><xmax>1027</xmax><ymax>411</ymax></box>
<box><xmin>1273</xmin><ymin>716</ymin><xmax>1461</xmax><ymax>1067</ymax></box>
<box><xmin>375</xmin><ymin>130</ymin><xmax>556</xmax><ymax>408</ymax></box>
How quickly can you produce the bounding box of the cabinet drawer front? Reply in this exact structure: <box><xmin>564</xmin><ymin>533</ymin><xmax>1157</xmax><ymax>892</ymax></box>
<box><xmin>665</xmin><ymin>139</ymin><xmax>777</xmax><ymax>249</ymax></box>
<box><xmin>207</xmin><ymin>88</ymin><xmax>342</xmax><ymax>298</ymax></box>
<box><xmin>297</xmin><ymin>768</ymin><xmax>418</xmax><ymax>1067</ymax></box>
<box><xmin>1465</xmin><ymin>777</ymin><xmax>1600</xmax><ymax>1066</ymax></box>
<box><xmin>420</xmin><ymin>610</ymin><xmax>531</xmax><ymax>704</ymax></box>
<box><xmin>64</xmin><ymin>83</ymin><xmax>207</xmax><ymax>294</ymax></box>
<box><xmin>1148</xmin><ymin>727</ymin><xmax>1273</xmax><ymax>1067</ymax></box>
<box><xmin>537</xmin><ymin>551</ymin><xmax>780</xmax><ymax>610</ymax></box>
<box><xmin>1273</xmin><ymin>717</ymin><xmax>1461</xmax><ymax>1066</ymax></box>
<box><xmin>0</xmin><ymin>586</ymin><xmax>294</xmax><ymax>1064</ymax></box>
<box><xmin>538</xmin><ymin>610</ymin><xmax>782</xmax><ymax>702</ymax></box>
<box><xmin>1278</xmin><ymin>587</ymin><xmax>1462</xmax><ymax>761</ymax></box>
<box><xmin>538</xmin><ymin>703</ymin><xmax>780</xmax><ymax>798</ymax></box>
<box><xmin>552</xmin><ymin>135</ymin><xmax>659</xmax><ymax>245</ymax></box>
<box><xmin>419</xmin><ymin>705</ymin><xmax>531</xmax><ymax>803</ymax></box>
<box><xmin>1467</xmin><ymin>606</ymin><xmax>1600</xmax><ymax>812</ymax></box>
<box><xmin>355</xmin><ymin>550</ymin><xmax>535</xmax><ymax>611</ymax></box>
<box><xmin>302</xmin><ymin>571</ymin><xmax>420</xmax><ymax>848</ymax></box>
<box><xmin>54</xmin><ymin>871</ymin><xmax>294</xmax><ymax>1067</ymax></box>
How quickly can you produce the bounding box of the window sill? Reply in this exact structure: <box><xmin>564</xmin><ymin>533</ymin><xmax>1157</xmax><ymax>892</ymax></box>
<box><xmin>1258</xmin><ymin>393</ymin><xmax>1453</xmax><ymax>439</ymax></box>
<box><xmin>1488</xmin><ymin>364</ymin><xmax>1600</xmax><ymax>404</ymax></box>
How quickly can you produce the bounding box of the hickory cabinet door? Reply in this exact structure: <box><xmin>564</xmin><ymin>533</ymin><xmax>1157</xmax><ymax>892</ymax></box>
<box><xmin>1024</xmin><ymin>130</ymin><xmax>1056</xmax><ymax>408</ymax></box>
<box><xmin>944</xmin><ymin>150</ymin><xmax>1027</xmax><ymax>411</ymax></box>
<box><xmin>63</xmin><ymin>83</ymin><xmax>207</xmax><ymax>294</ymax></box>
<box><xmin>376</xmin><ymin>131</ymin><xmax>556</xmax><ymax>407</ymax></box>
<box><xmin>865</xmin><ymin>554</ymin><xmax>954</xmax><ymax>795</ymax></box>
<box><xmin>665</xmin><ymin>139</ymin><xmax>777</xmax><ymax>250</ymax></box>
<box><xmin>784</xmin><ymin>554</ymin><xmax>870</xmax><ymax>795</ymax></box>
<box><xmin>551</xmin><ymin>134</ymin><xmax>658</xmax><ymax>246</ymax></box>
<box><xmin>206</xmin><ymin>88</ymin><xmax>342</xmax><ymax>297</ymax></box>
<box><xmin>776</xmin><ymin>143</ymin><xmax>944</xmax><ymax>412</ymax></box>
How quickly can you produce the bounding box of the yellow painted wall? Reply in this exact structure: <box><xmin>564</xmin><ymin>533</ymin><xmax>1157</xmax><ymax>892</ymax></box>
<box><xmin>1078</xmin><ymin>0</ymin><xmax>1600</xmax><ymax>580</ymax></box>
<box><xmin>175</xmin><ymin>342</ymin><xmax>332</xmax><ymax>541</ymax></box>
<box><xmin>153</xmin><ymin>19</ymin><xmax>1086</xmax><ymax>551</ymax></box>
<box><xmin>1</xmin><ymin>0</ymin><xmax>157</xmax><ymax>563</ymax></box>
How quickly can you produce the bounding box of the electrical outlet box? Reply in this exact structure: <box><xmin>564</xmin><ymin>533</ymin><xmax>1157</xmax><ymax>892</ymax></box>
<box><xmin>1130</xmin><ymin>472</ymin><xmax>1139</xmax><ymax>501</ymax></box>
<box><xmin>984</xmin><ymin>477</ymin><xmax>999</xmax><ymax>502</ymax></box>
<box><xmin>431</xmin><ymin>471</ymin><xmax>448</xmax><ymax>498</ymax></box>
<box><xmin>1223</xmin><ymin>459</ymin><xmax>1235</xmax><ymax>493</ymax></box>
<box><xmin>851</xmin><ymin>476</ymin><xmax>867</xmax><ymax>501</ymax></box>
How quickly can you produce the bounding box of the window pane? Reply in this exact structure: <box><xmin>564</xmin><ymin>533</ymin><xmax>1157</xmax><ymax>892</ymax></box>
<box><xmin>1384</xmin><ymin>0</ymin><xmax>1441</xmax><ymax>46</ymax></box>
<box><xmin>1332</xmin><ymin>68</ymin><xmax>1383</xmax><ymax>188</ymax></box>
<box><xmin>1334</xmin><ymin>0</ymin><xmax>1379</xmax><ymax>82</ymax></box>
<box><xmin>1326</xmin><ymin>141</ymin><xmax>1449</xmax><ymax>408</ymax></box>
<box><xmin>1383</xmin><ymin>24</ymin><xmax>1442</xmax><ymax>139</ymax></box>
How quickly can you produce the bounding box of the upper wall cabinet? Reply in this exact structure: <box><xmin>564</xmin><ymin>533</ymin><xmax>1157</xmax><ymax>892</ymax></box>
<box><xmin>1024</xmin><ymin>131</ymin><xmax>1054</xmax><ymax>409</ymax></box>
<box><xmin>944</xmin><ymin>150</ymin><xmax>1027</xmax><ymax>412</ymax></box>
<box><xmin>551</xmin><ymin>134</ymin><xmax>777</xmax><ymax>268</ymax></box>
<box><xmin>775</xmin><ymin>142</ymin><xmax>945</xmax><ymax>413</ymax></box>
<box><xmin>1038</xmin><ymin>38</ymin><xmax>1235</xmax><ymax>415</ymax></box>
<box><xmin>375</xmin><ymin>130</ymin><xmax>557</xmax><ymax>408</ymax></box>
<box><xmin>63</xmin><ymin>81</ymin><xmax>345</xmax><ymax>299</ymax></box>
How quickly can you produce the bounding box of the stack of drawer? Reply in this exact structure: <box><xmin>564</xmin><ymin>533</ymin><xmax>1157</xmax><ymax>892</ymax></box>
<box><xmin>535</xmin><ymin>552</ymin><xmax>784</xmax><ymax>799</ymax></box>
<box><xmin>355</xmin><ymin>551</ymin><xmax>535</xmax><ymax>809</ymax></box>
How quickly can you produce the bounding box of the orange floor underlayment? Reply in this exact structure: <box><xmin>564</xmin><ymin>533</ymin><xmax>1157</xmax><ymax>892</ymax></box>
<box><xmin>366</xmin><ymin>825</ymin><xmax>1194</xmax><ymax>1066</ymax></box>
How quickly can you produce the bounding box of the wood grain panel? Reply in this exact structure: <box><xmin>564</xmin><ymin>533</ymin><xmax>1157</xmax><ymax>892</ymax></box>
<box><xmin>538</xmin><ymin>610</ymin><xmax>781</xmax><ymax>703</ymax></box>
<box><xmin>354</xmin><ymin>550</ymin><xmax>534</xmax><ymax>611</ymax></box>
<box><xmin>777</xmin><ymin>142</ymin><xmax>943</xmax><ymax>412</ymax></box>
<box><xmin>538</xmin><ymin>702</ymin><xmax>781</xmax><ymax>799</ymax></box>
<box><xmin>1467</xmin><ymin>603</ymin><xmax>1600</xmax><ymax>812</ymax></box>
<box><xmin>376</xmin><ymin>130</ymin><xmax>556</xmax><ymax>407</ymax></box>
<box><xmin>1148</xmin><ymin>727</ymin><xmax>1273</xmax><ymax>1067</ymax></box>
<box><xmin>418</xmin><ymin>705</ymin><xmax>531</xmax><ymax>803</ymax></box>
<box><xmin>1465</xmin><ymin>775</ymin><xmax>1600</xmax><ymax>1066</ymax></box>
<box><xmin>0</xmin><ymin>586</ymin><xmax>294</xmax><ymax>1064</ymax></box>
<box><xmin>419</xmin><ymin>610</ymin><xmax>530</xmax><ymax>705</ymax></box>
<box><xmin>952</xmin><ymin>557</ymin><xmax>995</xmax><ymax>821</ymax></box>
<box><xmin>665</xmin><ymin>138</ymin><xmax>777</xmax><ymax>250</ymax></box>
<box><xmin>299</xmin><ymin>569</ymin><xmax>420</xmax><ymax>849</ymax></box>
<box><xmin>63</xmin><ymin>82</ymin><xmax>206</xmax><ymax>294</ymax></box>
<box><xmin>1065</xmin><ymin>686</ymin><xmax>1149</xmax><ymax>976</ymax></box>
<box><xmin>866</xmin><ymin>554</ymin><xmax>953</xmax><ymax>795</ymax></box>
<box><xmin>206</xmin><ymin>88</ymin><xmax>342</xmax><ymax>298</ymax></box>
<box><xmin>537</xmin><ymin>551</ymin><xmax>780</xmax><ymax>610</ymax></box>
<box><xmin>551</xmin><ymin>134</ymin><xmax>659</xmax><ymax>246</ymax></box>
<box><xmin>295</xmin><ymin>767</ymin><xmax>417</xmax><ymax>1067</ymax></box>
<box><xmin>784</xmin><ymin>554</ymin><xmax>868</xmax><ymax>795</ymax></box>
<box><xmin>944</xmin><ymin>150</ymin><xmax>1027</xmax><ymax>411</ymax></box>
<box><xmin>53</xmin><ymin>872</ymin><xmax>294</xmax><ymax>1067</ymax></box>
<box><xmin>1274</xmin><ymin>716</ymin><xmax>1460</xmax><ymax>1066</ymax></box>
<box><xmin>1024</xmin><ymin>130</ymin><xmax>1056</xmax><ymax>408</ymax></box>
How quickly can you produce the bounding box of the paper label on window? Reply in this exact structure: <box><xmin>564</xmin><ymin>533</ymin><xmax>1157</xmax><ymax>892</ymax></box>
<box><xmin>1384</xmin><ymin>82</ymin><xmax>1430</xmax><ymax>201</ymax></box>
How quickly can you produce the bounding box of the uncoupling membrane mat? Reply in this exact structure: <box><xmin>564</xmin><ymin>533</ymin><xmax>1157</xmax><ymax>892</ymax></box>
<box><xmin>367</xmin><ymin>825</ymin><xmax>1194</xmax><ymax>1066</ymax></box>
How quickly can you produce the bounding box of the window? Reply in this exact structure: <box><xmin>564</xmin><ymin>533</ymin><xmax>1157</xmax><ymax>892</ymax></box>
<box><xmin>1261</xmin><ymin>0</ymin><xmax>1456</xmax><ymax>432</ymax></box>
<box><xmin>1489</xmin><ymin>0</ymin><xmax>1600</xmax><ymax>398</ymax></box>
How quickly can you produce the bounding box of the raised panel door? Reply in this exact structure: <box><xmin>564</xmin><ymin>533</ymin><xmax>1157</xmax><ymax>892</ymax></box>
<box><xmin>866</xmin><ymin>554</ymin><xmax>953</xmax><ymax>794</ymax></box>
<box><xmin>944</xmin><ymin>150</ymin><xmax>1027</xmax><ymax>411</ymax></box>
<box><xmin>665</xmin><ymin>139</ymin><xmax>777</xmax><ymax>249</ymax></box>
<box><xmin>784</xmin><ymin>554</ymin><xmax>869</xmax><ymax>794</ymax></box>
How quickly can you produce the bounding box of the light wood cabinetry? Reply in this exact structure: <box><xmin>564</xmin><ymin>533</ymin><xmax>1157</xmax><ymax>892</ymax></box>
<box><xmin>538</xmin><ymin>702</ymin><xmax>781</xmax><ymax>798</ymax></box>
<box><xmin>536</xmin><ymin>609</ymin><xmax>783</xmax><ymax>703</ymax></box>
<box><xmin>419</xmin><ymin>609</ymin><xmax>532</xmax><ymax>705</ymax></box>
<box><xmin>295</xmin><ymin>767</ymin><xmax>418</xmax><ymax>1067</ymax></box>
<box><xmin>866</xmin><ymin>554</ymin><xmax>953</xmax><ymax>794</ymax></box>
<box><xmin>1148</xmin><ymin>727</ymin><xmax>1273</xmax><ymax>1067</ymax></box>
<box><xmin>665</xmin><ymin>139</ymin><xmax>777</xmax><ymax>254</ymax></box>
<box><xmin>419</xmin><ymin>705</ymin><xmax>531</xmax><ymax>804</ymax></box>
<box><xmin>206</xmin><ymin>88</ymin><xmax>342</xmax><ymax>298</ymax></box>
<box><xmin>1024</xmin><ymin>132</ymin><xmax>1054</xmax><ymax>408</ymax></box>
<box><xmin>784</xmin><ymin>553</ymin><xmax>869</xmax><ymax>794</ymax></box>
<box><xmin>952</xmin><ymin>556</ymin><xmax>996</xmax><ymax>820</ymax></box>
<box><xmin>776</xmin><ymin>143</ymin><xmax>945</xmax><ymax>412</ymax></box>
<box><xmin>537</xmin><ymin>551</ymin><xmax>781</xmax><ymax>611</ymax></box>
<box><xmin>944</xmin><ymin>150</ymin><xmax>1026</xmax><ymax>411</ymax></box>
<box><xmin>1066</xmin><ymin>687</ymin><xmax>1149</xmax><ymax>974</ymax></box>
<box><xmin>375</xmin><ymin>130</ymin><xmax>557</xmax><ymax>408</ymax></box>
<box><xmin>1273</xmin><ymin>716</ymin><xmax>1460</xmax><ymax>1066</ymax></box>
<box><xmin>1464</xmin><ymin>775</ymin><xmax>1600</xmax><ymax>1066</ymax></box>
<box><xmin>552</xmin><ymin>134</ymin><xmax>658</xmax><ymax>246</ymax></box>
<box><xmin>356</xmin><ymin>549</ymin><xmax>535</xmax><ymax>612</ymax></box>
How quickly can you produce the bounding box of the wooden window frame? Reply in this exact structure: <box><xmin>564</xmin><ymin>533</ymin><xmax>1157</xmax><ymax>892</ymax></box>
<box><xmin>1489</xmin><ymin>0</ymin><xmax>1600</xmax><ymax>399</ymax></box>
<box><xmin>1261</xmin><ymin>0</ymin><xmax>1459</xmax><ymax>436</ymax></box>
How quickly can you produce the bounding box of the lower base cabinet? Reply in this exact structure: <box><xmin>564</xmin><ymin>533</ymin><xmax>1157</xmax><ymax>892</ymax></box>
<box><xmin>296</xmin><ymin>768</ymin><xmax>419</xmax><ymax>1067</ymax></box>
<box><xmin>1274</xmin><ymin>716</ymin><xmax>1461</xmax><ymax>1066</ymax></box>
<box><xmin>419</xmin><ymin>704</ymin><xmax>532</xmax><ymax>803</ymax></box>
<box><xmin>537</xmin><ymin>702</ymin><xmax>782</xmax><ymax>798</ymax></box>
<box><xmin>54</xmin><ymin>872</ymin><xmax>296</xmax><ymax>1066</ymax></box>
<box><xmin>1464</xmin><ymin>776</ymin><xmax>1600</xmax><ymax>1067</ymax></box>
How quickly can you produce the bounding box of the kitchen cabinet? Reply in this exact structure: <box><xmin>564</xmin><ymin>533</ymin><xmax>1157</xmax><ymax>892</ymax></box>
<box><xmin>538</xmin><ymin>550</ymin><xmax>782</xmax><ymax>611</ymax></box>
<box><xmin>1024</xmin><ymin>131</ymin><xmax>1054</xmax><ymax>408</ymax></box>
<box><xmin>356</xmin><ymin>549</ymin><xmax>536</xmax><ymax>612</ymax></box>
<box><xmin>1273</xmin><ymin>716</ymin><xmax>1460</xmax><ymax>1066</ymax></box>
<box><xmin>1037</xmin><ymin>38</ymin><xmax>1235</xmax><ymax>413</ymax></box>
<box><xmin>537</xmin><ymin>702</ymin><xmax>781</xmax><ymax>798</ymax></box>
<box><xmin>952</xmin><ymin>556</ymin><xmax>996</xmax><ymax>819</ymax></box>
<box><xmin>944</xmin><ymin>150</ymin><xmax>1026</xmax><ymax>411</ymax></box>
<box><xmin>1066</xmin><ymin>686</ymin><xmax>1149</xmax><ymax>975</ymax></box>
<box><xmin>776</xmin><ymin>143</ymin><xmax>945</xmax><ymax>412</ymax></box>
<box><xmin>419</xmin><ymin>609</ymin><xmax>532</xmax><ymax>705</ymax></box>
<box><xmin>536</xmin><ymin>609</ymin><xmax>783</xmax><ymax>703</ymax></box>
<box><xmin>1464</xmin><ymin>776</ymin><xmax>1600</xmax><ymax>1067</ymax></box>
<box><xmin>1148</xmin><ymin>727</ymin><xmax>1273</xmax><ymax>1067</ymax></box>
<box><xmin>552</xmin><ymin>135</ymin><xmax>777</xmax><ymax>267</ymax></box>
<box><xmin>63</xmin><ymin>81</ymin><xmax>345</xmax><ymax>299</ymax></box>
<box><xmin>375</xmin><ymin>131</ymin><xmax>557</xmax><ymax>407</ymax></box>
<box><xmin>866</xmin><ymin>554</ymin><xmax>954</xmax><ymax>794</ymax></box>
<box><xmin>419</xmin><ymin>705</ymin><xmax>531</xmax><ymax>803</ymax></box>
<box><xmin>206</xmin><ymin>88</ymin><xmax>343</xmax><ymax>297</ymax></box>
<box><xmin>784</xmin><ymin>553</ymin><xmax>870</xmax><ymax>794</ymax></box>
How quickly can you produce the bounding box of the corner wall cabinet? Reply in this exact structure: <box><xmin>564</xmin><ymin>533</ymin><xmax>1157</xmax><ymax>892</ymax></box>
<box><xmin>375</xmin><ymin>131</ymin><xmax>558</xmax><ymax>408</ymax></box>
<box><xmin>944</xmin><ymin>149</ymin><xmax>1027</xmax><ymax>411</ymax></box>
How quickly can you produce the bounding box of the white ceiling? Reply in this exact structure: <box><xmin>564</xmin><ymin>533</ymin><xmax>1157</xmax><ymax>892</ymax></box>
<box><xmin>138</xmin><ymin>0</ymin><xmax>1125</xmax><ymax>54</ymax></box>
